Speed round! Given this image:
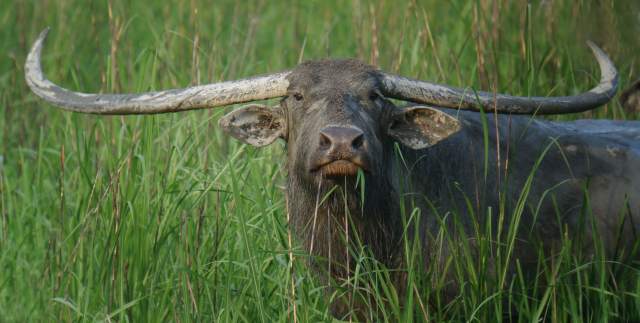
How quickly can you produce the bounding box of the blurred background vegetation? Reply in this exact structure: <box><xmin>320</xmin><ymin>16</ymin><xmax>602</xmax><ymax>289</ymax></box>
<box><xmin>1</xmin><ymin>0</ymin><xmax>639</xmax><ymax>322</ymax></box>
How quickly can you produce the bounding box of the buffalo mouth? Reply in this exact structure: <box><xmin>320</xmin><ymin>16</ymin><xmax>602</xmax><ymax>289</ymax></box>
<box><xmin>313</xmin><ymin>159</ymin><xmax>367</xmax><ymax>178</ymax></box>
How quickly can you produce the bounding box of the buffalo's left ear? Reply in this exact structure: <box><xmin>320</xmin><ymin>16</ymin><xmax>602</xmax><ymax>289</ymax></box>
<box><xmin>218</xmin><ymin>104</ymin><xmax>286</xmax><ymax>147</ymax></box>
<box><xmin>387</xmin><ymin>106</ymin><xmax>461</xmax><ymax>149</ymax></box>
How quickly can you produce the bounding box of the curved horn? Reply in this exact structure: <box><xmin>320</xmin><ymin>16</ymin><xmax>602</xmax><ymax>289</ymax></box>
<box><xmin>380</xmin><ymin>42</ymin><xmax>618</xmax><ymax>115</ymax></box>
<box><xmin>25</xmin><ymin>28</ymin><xmax>290</xmax><ymax>115</ymax></box>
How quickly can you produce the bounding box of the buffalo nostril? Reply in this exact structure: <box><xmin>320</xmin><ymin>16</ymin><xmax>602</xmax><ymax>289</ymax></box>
<box><xmin>351</xmin><ymin>133</ymin><xmax>364</xmax><ymax>150</ymax></box>
<box><xmin>319</xmin><ymin>131</ymin><xmax>332</xmax><ymax>150</ymax></box>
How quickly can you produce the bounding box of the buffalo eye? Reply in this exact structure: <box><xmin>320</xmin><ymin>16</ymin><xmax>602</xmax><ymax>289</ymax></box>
<box><xmin>369</xmin><ymin>91</ymin><xmax>379</xmax><ymax>101</ymax></box>
<box><xmin>293</xmin><ymin>92</ymin><xmax>304</xmax><ymax>101</ymax></box>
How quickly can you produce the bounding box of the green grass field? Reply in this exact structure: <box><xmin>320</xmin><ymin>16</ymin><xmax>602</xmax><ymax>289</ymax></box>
<box><xmin>2</xmin><ymin>0</ymin><xmax>640</xmax><ymax>321</ymax></box>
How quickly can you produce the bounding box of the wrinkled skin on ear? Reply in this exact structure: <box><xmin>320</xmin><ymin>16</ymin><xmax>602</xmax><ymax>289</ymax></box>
<box><xmin>387</xmin><ymin>106</ymin><xmax>461</xmax><ymax>149</ymax></box>
<box><xmin>218</xmin><ymin>104</ymin><xmax>286</xmax><ymax>147</ymax></box>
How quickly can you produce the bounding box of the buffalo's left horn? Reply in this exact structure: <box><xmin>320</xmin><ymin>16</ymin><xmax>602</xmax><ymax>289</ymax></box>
<box><xmin>25</xmin><ymin>28</ymin><xmax>290</xmax><ymax>115</ymax></box>
<box><xmin>380</xmin><ymin>41</ymin><xmax>618</xmax><ymax>115</ymax></box>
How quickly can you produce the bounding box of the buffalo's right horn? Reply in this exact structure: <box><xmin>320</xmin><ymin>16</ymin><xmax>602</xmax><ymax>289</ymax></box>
<box><xmin>25</xmin><ymin>28</ymin><xmax>291</xmax><ymax>115</ymax></box>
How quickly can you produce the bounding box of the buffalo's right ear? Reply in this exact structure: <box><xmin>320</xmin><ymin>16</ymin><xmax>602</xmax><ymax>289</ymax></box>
<box><xmin>218</xmin><ymin>104</ymin><xmax>286</xmax><ymax>147</ymax></box>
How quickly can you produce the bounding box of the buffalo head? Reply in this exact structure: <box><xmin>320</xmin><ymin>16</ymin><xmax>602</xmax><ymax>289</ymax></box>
<box><xmin>218</xmin><ymin>59</ymin><xmax>461</xmax><ymax>185</ymax></box>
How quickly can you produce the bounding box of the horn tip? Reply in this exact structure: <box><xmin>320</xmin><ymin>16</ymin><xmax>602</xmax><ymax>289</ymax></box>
<box><xmin>25</xmin><ymin>27</ymin><xmax>53</xmax><ymax>92</ymax></box>
<box><xmin>27</xmin><ymin>28</ymin><xmax>52</xmax><ymax>66</ymax></box>
<box><xmin>32</xmin><ymin>27</ymin><xmax>52</xmax><ymax>52</ymax></box>
<box><xmin>585</xmin><ymin>40</ymin><xmax>604</xmax><ymax>56</ymax></box>
<box><xmin>584</xmin><ymin>40</ymin><xmax>618</xmax><ymax>94</ymax></box>
<box><xmin>40</xmin><ymin>26</ymin><xmax>52</xmax><ymax>38</ymax></box>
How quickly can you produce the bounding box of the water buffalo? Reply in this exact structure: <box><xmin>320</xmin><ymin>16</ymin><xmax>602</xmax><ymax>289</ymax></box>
<box><xmin>25</xmin><ymin>28</ymin><xmax>640</xmax><ymax>318</ymax></box>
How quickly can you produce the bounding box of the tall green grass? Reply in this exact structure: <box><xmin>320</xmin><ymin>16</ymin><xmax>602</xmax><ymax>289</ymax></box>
<box><xmin>1</xmin><ymin>0</ymin><xmax>639</xmax><ymax>321</ymax></box>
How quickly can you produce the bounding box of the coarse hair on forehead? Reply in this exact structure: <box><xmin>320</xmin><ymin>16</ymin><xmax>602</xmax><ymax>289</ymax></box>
<box><xmin>286</xmin><ymin>59</ymin><xmax>382</xmax><ymax>90</ymax></box>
